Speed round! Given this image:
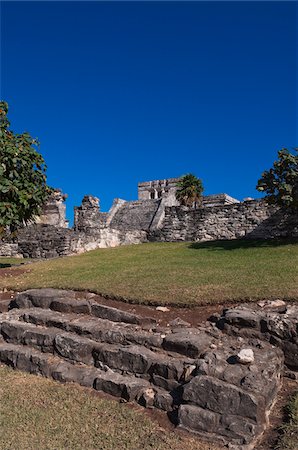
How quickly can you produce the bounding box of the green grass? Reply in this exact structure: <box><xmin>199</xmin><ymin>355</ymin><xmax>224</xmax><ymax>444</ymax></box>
<box><xmin>0</xmin><ymin>365</ymin><xmax>218</xmax><ymax>450</ymax></box>
<box><xmin>0</xmin><ymin>257</ymin><xmax>28</xmax><ymax>267</ymax></box>
<box><xmin>276</xmin><ymin>392</ymin><xmax>298</xmax><ymax>450</ymax></box>
<box><xmin>0</xmin><ymin>239</ymin><xmax>297</xmax><ymax>306</ymax></box>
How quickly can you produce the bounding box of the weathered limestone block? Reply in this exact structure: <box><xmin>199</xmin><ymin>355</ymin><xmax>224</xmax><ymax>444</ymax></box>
<box><xmin>19</xmin><ymin>308</ymin><xmax>162</xmax><ymax>349</ymax></box>
<box><xmin>91</xmin><ymin>302</ymin><xmax>156</xmax><ymax>326</ymax></box>
<box><xmin>93</xmin><ymin>343</ymin><xmax>153</xmax><ymax>374</ymax></box>
<box><xmin>162</xmin><ymin>329</ymin><xmax>215</xmax><ymax>358</ymax></box>
<box><xmin>54</xmin><ymin>333</ymin><xmax>94</xmax><ymax>365</ymax></box>
<box><xmin>183</xmin><ymin>375</ymin><xmax>263</xmax><ymax>422</ymax></box>
<box><xmin>50</xmin><ymin>298</ymin><xmax>91</xmax><ymax>315</ymax></box>
<box><xmin>94</xmin><ymin>372</ymin><xmax>150</xmax><ymax>401</ymax></box>
<box><xmin>179</xmin><ymin>404</ymin><xmax>261</xmax><ymax>447</ymax></box>
<box><xmin>178</xmin><ymin>338</ymin><xmax>283</xmax><ymax>447</ymax></box>
<box><xmin>12</xmin><ymin>288</ymin><xmax>76</xmax><ymax>309</ymax></box>
<box><xmin>13</xmin><ymin>289</ymin><xmax>156</xmax><ymax>327</ymax></box>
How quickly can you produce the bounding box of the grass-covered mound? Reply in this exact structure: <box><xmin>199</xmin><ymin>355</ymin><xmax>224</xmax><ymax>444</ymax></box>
<box><xmin>1</xmin><ymin>239</ymin><xmax>297</xmax><ymax>305</ymax></box>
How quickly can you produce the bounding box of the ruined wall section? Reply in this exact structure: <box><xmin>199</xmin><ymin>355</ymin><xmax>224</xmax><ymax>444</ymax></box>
<box><xmin>17</xmin><ymin>225</ymin><xmax>77</xmax><ymax>259</ymax></box>
<box><xmin>36</xmin><ymin>190</ymin><xmax>68</xmax><ymax>228</ymax></box>
<box><xmin>109</xmin><ymin>199</ymin><xmax>161</xmax><ymax>231</ymax></box>
<box><xmin>74</xmin><ymin>196</ymin><xmax>107</xmax><ymax>232</ymax></box>
<box><xmin>17</xmin><ymin>224</ymin><xmax>147</xmax><ymax>259</ymax></box>
<box><xmin>0</xmin><ymin>242</ymin><xmax>20</xmax><ymax>257</ymax></box>
<box><xmin>151</xmin><ymin>200</ymin><xmax>298</xmax><ymax>242</ymax></box>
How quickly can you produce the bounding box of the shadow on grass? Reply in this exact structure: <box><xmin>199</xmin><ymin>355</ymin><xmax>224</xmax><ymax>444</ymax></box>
<box><xmin>189</xmin><ymin>237</ymin><xmax>298</xmax><ymax>251</ymax></box>
<box><xmin>0</xmin><ymin>263</ymin><xmax>12</xmax><ymax>269</ymax></box>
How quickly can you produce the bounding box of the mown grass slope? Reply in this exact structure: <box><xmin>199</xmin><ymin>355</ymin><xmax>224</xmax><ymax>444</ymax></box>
<box><xmin>1</xmin><ymin>239</ymin><xmax>297</xmax><ymax>305</ymax></box>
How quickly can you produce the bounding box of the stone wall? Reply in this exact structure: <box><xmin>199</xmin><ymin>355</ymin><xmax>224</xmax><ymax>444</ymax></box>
<box><xmin>16</xmin><ymin>224</ymin><xmax>147</xmax><ymax>259</ymax></box>
<box><xmin>150</xmin><ymin>200</ymin><xmax>298</xmax><ymax>242</ymax></box>
<box><xmin>2</xmin><ymin>199</ymin><xmax>297</xmax><ymax>259</ymax></box>
<box><xmin>17</xmin><ymin>225</ymin><xmax>78</xmax><ymax>259</ymax></box>
<box><xmin>1</xmin><ymin>182</ymin><xmax>297</xmax><ymax>259</ymax></box>
<box><xmin>73</xmin><ymin>190</ymin><xmax>242</xmax><ymax>236</ymax></box>
<box><xmin>0</xmin><ymin>242</ymin><xmax>20</xmax><ymax>257</ymax></box>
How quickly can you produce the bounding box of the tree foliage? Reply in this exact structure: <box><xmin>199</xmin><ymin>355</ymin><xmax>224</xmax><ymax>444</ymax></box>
<box><xmin>256</xmin><ymin>148</ymin><xmax>298</xmax><ymax>210</ymax></box>
<box><xmin>0</xmin><ymin>101</ymin><xmax>51</xmax><ymax>233</ymax></box>
<box><xmin>175</xmin><ymin>173</ymin><xmax>204</xmax><ymax>208</ymax></box>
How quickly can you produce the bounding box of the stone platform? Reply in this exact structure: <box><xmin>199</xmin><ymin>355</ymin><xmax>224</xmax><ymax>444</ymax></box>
<box><xmin>0</xmin><ymin>289</ymin><xmax>286</xmax><ymax>449</ymax></box>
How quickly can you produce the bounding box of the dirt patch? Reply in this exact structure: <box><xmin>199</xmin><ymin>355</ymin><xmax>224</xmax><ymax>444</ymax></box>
<box><xmin>0</xmin><ymin>291</ymin><xmax>15</xmax><ymax>301</ymax></box>
<box><xmin>90</xmin><ymin>294</ymin><xmax>236</xmax><ymax>328</ymax></box>
<box><xmin>0</xmin><ymin>267</ymin><xmax>30</xmax><ymax>278</ymax></box>
<box><xmin>257</xmin><ymin>379</ymin><xmax>298</xmax><ymax>450</ymax></box>
<box><xmin>0</xmin><ymin>291</ymin><xmax>15</xmax><ymax>313</ymax></box>
<box><xmin>0</xmin><ymin>290</ymin><xmax>234</xmax><ymax>324</ymax></box>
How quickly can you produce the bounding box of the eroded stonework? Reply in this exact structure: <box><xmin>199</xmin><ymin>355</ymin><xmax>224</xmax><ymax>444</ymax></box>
<box><xmin>35</xmin><ymin>189</ymin><xmax>68</xmax><ymax>228</ymax></box>
<box><xmin>0</xmin><ymin>178</ymin><xmax>297</xmax><ymax>258</ymax></box>
<box><xmin>0</xmin><ymin>289</ymin><xmax>293</xmax><ymax>449</ymax></box>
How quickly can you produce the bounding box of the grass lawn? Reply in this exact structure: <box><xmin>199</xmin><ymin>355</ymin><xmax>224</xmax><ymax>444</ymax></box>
<box><xmin>0</xmin><ymin>239</ymin><xmax>297</xmax><ymax>305</ymax></box>
<box><xmin>0</xmin><ymin>257</ymin><xmax>28</xmax><ymax>267</ymax></box>
<box><xmin>276</xmin><ymin>391</ymin><xmax>298</xmax><ymax>450</ymax></box>
<box><xmin>0</xmin><ymin>365</ymin><xmax>218</xmax><ymax>450</ymax></box>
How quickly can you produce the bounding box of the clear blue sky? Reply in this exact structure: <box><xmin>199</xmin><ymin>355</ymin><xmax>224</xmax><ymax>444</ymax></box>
<box><xmin>1</xmin><ymin>1</ymin><xmax>297</xmax><ymax>223</ymax></box>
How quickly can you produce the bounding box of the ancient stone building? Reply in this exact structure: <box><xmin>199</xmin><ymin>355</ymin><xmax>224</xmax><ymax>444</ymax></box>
<box><xmin>1</xmin><ymin>177</ymin><xmax>297</xmax><ymax>258</ymax></box>
<box><xmin>138</xmin><ymin>178</ymin><xmax>180</xmax><ymax>204</ymax></box>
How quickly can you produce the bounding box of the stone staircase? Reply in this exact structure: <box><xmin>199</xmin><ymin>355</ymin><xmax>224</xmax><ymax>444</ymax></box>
<box><xmin>0</xmin><ymin>289</ymin><xmax>285</xmax><ymax>449</ymax></box>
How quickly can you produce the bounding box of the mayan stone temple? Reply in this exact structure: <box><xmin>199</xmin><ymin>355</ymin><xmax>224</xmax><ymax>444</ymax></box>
<box><xmin>0</xmin><ymin>177</ymin><xmax>297</xmax><ymax>259</ymax></box>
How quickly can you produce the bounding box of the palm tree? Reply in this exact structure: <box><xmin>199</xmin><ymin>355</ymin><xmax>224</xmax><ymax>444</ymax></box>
<box><xmin>175</xmin><ymin>174</ymin><xmax>204</xmax><ymax>208</ymax></box>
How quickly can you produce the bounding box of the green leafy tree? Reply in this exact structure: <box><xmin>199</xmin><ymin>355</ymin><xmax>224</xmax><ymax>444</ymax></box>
<box><xmin>0</xmin><ymin>101</ymin><xmax>52</xmax><ymax>234</ymax></box>
<box><xmin>256</xmin><ymin>148</ymin><xmax>298</xmax><ymax>210</ymax></box>
<box><xmin>175</xmin><ymin>173</ymin><xmax>204</xmax><ymax>208</ymax></box>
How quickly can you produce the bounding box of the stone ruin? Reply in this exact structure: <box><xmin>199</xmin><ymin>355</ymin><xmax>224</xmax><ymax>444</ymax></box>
<box><xmin>35</xmin><ymin>189</ymin><xmax>69</xmax><ymax>228</ymax></box>
<box><xmin>0</xmin><ymin>289</ymin><xmax>296</xmax><ymax>449</ymax></box>
<box><xmin>0</xmin><ymin>177</ymin><xmax>297</xmax><ymax>258</ymax></box>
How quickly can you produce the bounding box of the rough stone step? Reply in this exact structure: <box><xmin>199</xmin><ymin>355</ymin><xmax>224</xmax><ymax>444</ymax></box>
<box><xmin>162</xmin><ymin>328</ymin><xmax>218</xmax><ymax>358</ymax></box>
<box><xmin>16</xmin><ymin>307</ymin><xmax>163</xmax><ymax>349</ymax></box>
<box><xmin>178</xmin><ymin>404</ymin><xmax>263</xmax><ymax>448</ymax></box>
<box><xmin>0</xmin><ymin>318</ymin><xmax>195</xmax><ymax>389</ymax></box>
<box><xmin>9</xmin><ymin>302</ymin><xmax>222</xmax><ymax>360</ymax></box>
<box><xmin>0</xmin><ymin>287</ymin><xmax>287</xmax><ymax>449</ymax></box>
<box><xmin>11</xmin><ymin>288</ymin><xmax>156</xmax><ymax>327</ymax></box>
<box><xmin>0</xmin><ymin>341</ymin><xmax>172</xmax><ymax>408</ymax></box>
<box><xmin>10</xmin><ymin>289</ymin><xmax>221</xmax><ymax>360</ymax></box>
<box><xmin>217</xmin><ymin>304</ymin><xmax>298</xmax><ymax>371</ymax></box>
